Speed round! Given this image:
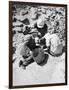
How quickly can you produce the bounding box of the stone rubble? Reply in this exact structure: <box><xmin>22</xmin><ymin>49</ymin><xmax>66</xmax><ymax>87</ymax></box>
<box><xmin>12</xmin><ymin>4</ymin><xmax>65</xmax><ymax>64</ymax></box>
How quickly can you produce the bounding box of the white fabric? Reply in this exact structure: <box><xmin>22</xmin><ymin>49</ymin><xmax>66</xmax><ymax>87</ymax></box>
<box><xmin>43</xmin><ymin>33</ymin><xmax>51</xmax><ymax>47</ymax></box>
<box><xmin>50</xmin><ymin>34</ymin><xmax>61</xmax><ymax>52</ymax></box>
<box><xmin>44</xmin><ymin>33</ymin><xmax>62</xmax><ymax>53</ymax></box>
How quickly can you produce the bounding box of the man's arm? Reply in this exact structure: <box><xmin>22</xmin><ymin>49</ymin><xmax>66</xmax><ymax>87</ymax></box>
<box><xmin>25</xmin><ymin>53</ymin><xmax>33</xmax><ymax>62</ymax></box>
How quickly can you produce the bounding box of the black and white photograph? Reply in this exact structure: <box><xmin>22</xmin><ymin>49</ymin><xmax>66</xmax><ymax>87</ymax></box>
<box><xmin>9</xmin><ymin>1</ymin><xmax>67</xmax><ymax>88</ymax></box>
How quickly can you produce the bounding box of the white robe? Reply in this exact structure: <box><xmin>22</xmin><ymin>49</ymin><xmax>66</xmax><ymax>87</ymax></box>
<box><xmin>43</xmin><ymin>33</ymin><xmax>63</xmax><ymax>54</ymax></box>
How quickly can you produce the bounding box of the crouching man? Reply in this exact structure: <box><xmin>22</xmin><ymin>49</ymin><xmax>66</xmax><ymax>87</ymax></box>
<box><xmin>19</xmin><ymin>34</ymin><xmax>48</xmax><ymax>69</ymax></box>
<box><xmin>26</xmin><ymin>36</ymin><xmax>49</xmax><ymax>65</ymax></box>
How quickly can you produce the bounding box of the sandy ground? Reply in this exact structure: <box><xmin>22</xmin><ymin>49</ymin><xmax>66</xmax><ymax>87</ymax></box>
<box><xmin>13</xmin><ymin>52</ymin><xmax>65</xmax><ymax>86</ymax></box>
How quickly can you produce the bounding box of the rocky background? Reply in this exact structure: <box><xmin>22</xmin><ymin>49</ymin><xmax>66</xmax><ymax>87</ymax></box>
<box><xmin>12</xmin><ymin>3</ymin><xmax>66</xmax><ymax>86</ymax></box>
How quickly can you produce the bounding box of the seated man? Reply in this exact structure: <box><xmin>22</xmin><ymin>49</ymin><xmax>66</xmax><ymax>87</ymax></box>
<box><xmin>43</xmin><ymin>33</ymin><xmax>63</xmax><ymax>56</ymax></box>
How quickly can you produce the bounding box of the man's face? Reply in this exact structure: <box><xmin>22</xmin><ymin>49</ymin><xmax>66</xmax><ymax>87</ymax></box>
<box><xmin>37</xmin><ymin>19</ymin><xmax>44</xmax><ymax>28</ymax></box>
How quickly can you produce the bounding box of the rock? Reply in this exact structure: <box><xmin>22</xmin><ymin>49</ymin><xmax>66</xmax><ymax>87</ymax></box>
<box><xmin>41</xmin><ymin>8</ymin><xmax>46</xmax><ymax>14</ymax></box>
<box><xmin>22</xmin><ymin>18</ymin><xmax>30</xmax><ymax>25</ymax></box>
<box><xmin>31</xmin><ymin>14</ymin><xmax>38</xmax><ymax>20</ymax></box>
<box><xmin>13</xmin><ymin>47</ymin><xmax>16</xmax><ymax>54</ymax></box>
<box><xmin>13</xmin><ymin>17</ymin><xmax>17</xmax><ymax>22</ymax></box>
<box><xmin>37</xmin><ymin>8</ymin><xmax>41</xmax><ymax>12</ymax></box>
<box><xmin>13</xmin><ymin>27</ymin><xmax>22</xmax><ymax>32</ymax></box>
<box><xmin>20</xmin><ymin>9</ymin><xmax>28</xmax><ymax>16</ymax></box>
<box><xmin>13</xmin><ymin>30</ymin><xmax>16</xmax><ymax>35</ymax></box>
<box><xmin>23</xmin><ymin>26</ymin><xmax>31</xmax><ymax>35</ymax></box>
<box><xmin>13</xmin><ymin>15</ymin><xmax>27</xmax><ymax>21</ymax></box>
<box><xmin>30</xmin><ymin>7</ymin><xmax>38</xmax><ymax>20</ymax></box>
<box><xmin>13</xmin><ymin>33</ymin><xmax>24</xmax><ymax>44</ymax></box>
<box><xmin>13</xmin><ymin>21</ymin><xmax>23</xmax><ymax>27</ymax></box>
